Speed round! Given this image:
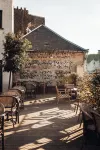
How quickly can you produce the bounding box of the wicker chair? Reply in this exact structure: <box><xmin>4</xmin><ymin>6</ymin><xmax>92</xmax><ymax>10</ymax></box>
<box><xmin>10</xmin><ymin>86</ymin><xmax>26</xmax><ymax>108</ymax></box>
<box><xmin>0</xmin><ymin>95</ymin><xmax>19</xmax><ymax>127</ymax></box>
<box><xmin>3</xmin><ymin>89</ymin><xmax>21</xmax><ymax>107</ymax></box>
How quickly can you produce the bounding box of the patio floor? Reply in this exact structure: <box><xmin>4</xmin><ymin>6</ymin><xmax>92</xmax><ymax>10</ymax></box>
<box><xmin>1</xmin><ymin>94</ymin><xmax>100</xmax><ymax>150</ymax></box>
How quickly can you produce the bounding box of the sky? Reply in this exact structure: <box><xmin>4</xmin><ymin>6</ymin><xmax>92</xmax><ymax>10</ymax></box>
<box><xmin>14</xmin><ymin>0</ymin><xmax>100</xmax><ymax>54</ymax></box>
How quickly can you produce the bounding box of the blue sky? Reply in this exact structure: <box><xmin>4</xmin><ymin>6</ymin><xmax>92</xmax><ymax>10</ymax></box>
<box><xmin>14</xmin><ymin>0</ymin><xmax>100</xmax><ymax>54</ymax></box>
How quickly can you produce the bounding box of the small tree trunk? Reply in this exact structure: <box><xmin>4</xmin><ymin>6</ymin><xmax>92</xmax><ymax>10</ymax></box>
<box><xmin>8</xmin><ymin>71</ymin><xmax>11</xmax><ymax>89</ymax></box>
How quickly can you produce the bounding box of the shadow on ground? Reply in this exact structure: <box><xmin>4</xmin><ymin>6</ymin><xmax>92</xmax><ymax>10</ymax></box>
<box><xmin>1</xmin><ymin>94</ymin><xmax>100</xmax><ymax>150</ymax></box>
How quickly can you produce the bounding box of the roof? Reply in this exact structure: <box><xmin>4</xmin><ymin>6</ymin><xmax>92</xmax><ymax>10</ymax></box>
<box><xmin>23</xmin><ymin>24</ymin><xmax>88</xmax><ymax>52</ymax></box>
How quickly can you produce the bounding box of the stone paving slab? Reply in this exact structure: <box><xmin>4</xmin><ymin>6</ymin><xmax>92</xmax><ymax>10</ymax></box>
<box><xmin>1</xmin><ymin>94</ymin><xmax>100</xmax><ymax>150</ymax></box>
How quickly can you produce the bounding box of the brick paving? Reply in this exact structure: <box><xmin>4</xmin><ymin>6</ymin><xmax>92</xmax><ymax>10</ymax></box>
<box><xmin>1</xmin><ymin>95</ymin><xmax>100</xmax><ymax>150</ymax></box>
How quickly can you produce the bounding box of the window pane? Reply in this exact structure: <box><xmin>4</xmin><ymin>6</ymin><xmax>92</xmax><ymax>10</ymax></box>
<box><xmin>0</xmin><ymin>10</ymin><xmax>2</xmax><ymax>28</ymax></box>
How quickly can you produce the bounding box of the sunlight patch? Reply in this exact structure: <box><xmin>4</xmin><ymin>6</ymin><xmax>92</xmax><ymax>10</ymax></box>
<box><xmin>37</xmin><ymin>148</ymin><xmax>45</xmax><ymax>150</ymax></box>
<box><xmin>58</xmin><ymin>111</ymin><xmax>75</xmax><ymax>119</ymax></box>
<box><xmin>60</xmin><ymin>124</ymin><xmax>83</xmax><ymax>143</ymax></box>
<box><xmin>31</xmin><ymin>120</ymin><xmax>53</xmax><ymax>128</ymax></box>
<box><xmin>19</xmin><ymin>138</ymin><xmax>52</xmax><ymax>150</ymax></box>
<box><xmin>16</xmin><ymin>128</ymin><xmax>29</xmax><ymax>133</ymax></box>
<box><xmin>36</xmin><ymin>138</ymin><xmax>52</xmax><ymax>143</ymax></box>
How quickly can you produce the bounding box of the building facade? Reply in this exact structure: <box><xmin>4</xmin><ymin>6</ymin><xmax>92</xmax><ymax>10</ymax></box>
<box><xmin>0</xmin><ymin>0</ymin><xmax>14</xmax><ymax>92</ymax></box>
<box><xmin>21</xmin><ymin>25</ymin><xmax>88</xmax><ymax>87</ymax></box>
<box><xmin>86</xmin><ymin>50</ymin><xmax>100</xmax><ymax>72</ymax></box>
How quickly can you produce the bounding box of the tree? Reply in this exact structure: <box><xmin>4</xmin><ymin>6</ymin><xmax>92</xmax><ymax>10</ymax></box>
<box><xmin>2</xmin><ymin>33</ymin><xmax>32</xmax><ymax>89</ymax></box>
<box><xmin>91</xmin><ymin>70</ymin><xmax>100</xmax><ymax>107</ymax></box>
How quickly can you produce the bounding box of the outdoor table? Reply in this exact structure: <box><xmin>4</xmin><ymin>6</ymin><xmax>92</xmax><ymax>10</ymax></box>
<box><xmin>65</xmin><ymin>84</ymin><xmax>77</xmax><ymax>99</ymax></box>
<box><xmin>17</xmin><ymin>79</ymin><xmax>50</xmax><ymax>95</ymax></box>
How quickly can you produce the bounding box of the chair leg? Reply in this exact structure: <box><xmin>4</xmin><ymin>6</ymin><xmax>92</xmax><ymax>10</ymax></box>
<box><xmin>79</xmin><ymin>118</ymin><xmax>83</xmax><ymax>128</ymax></box>
<box><xmin>1</xmin><ymin>116</ymin><xmax>4</xmax><ymax>150</ymax></box>
<box><xmin>16</xmin><ymin>111</ymin><xmax>19</xmax><ymax>124</ymax></box>
<box><xmin>76</xmin><ymin>103</ymin><xmax>80</xmax><ymax>114</ymax></box>
<box><xmin>21</xmin><ymin>98</ymin><xmax>24</xmax><ymax>109</ymax></box>
<box><xmin>80</xmin><ymin>138</ymin><xmax>85</xmax><ymax>150</ymax></box>
<box><xmin>17</xmin><ymin>112</ymin><xmax>19</xmax><ymax>124</ymax></box>
<box><xmin>6</xmin><ymin>113</ymin><xmax>9</xmax><ymax>121</ymax></box>
<box><xmin>12</xmin><ymin>114</ymin><xmax>15</xmax><ymax>128</ymax></box>
<box><xmin>57</xmin><ymin>97</ymin><xmax>59</xmax><ymax>104</ymax></box>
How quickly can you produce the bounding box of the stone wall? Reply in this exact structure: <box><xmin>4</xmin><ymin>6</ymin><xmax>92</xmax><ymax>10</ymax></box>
<box><xmin>14</xmin><ymin>7</ymin><xmax>45</xmax><ymax>34</ymax></box>
<box><xmin>18</xmin><ymin>51</ymin><xmax>84</xmax><ymax>86</ymax></box>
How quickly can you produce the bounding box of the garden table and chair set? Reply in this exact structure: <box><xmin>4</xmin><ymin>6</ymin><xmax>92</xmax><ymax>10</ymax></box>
<box><xmin>56</xmin><ymin>83</ymin><xmax>100</xmax><ymax>149</ymax></box>
<box><xmin>55</xmin><ymin>83</ymin><xmax>77</xmax><ymax>104</ymax></box>
<box><xmin>0</xmin><ymin>82</ymin><xmax>77</xmax><ymax>149</ymax></box>
<box><xmin>0</xmin><ymin>79</ymin><xmax>100</xmax><ymax>150</ymax></box>
<box><xmin>0</xmin><ymin>85</ymin><xmax>26</xmax><ymax>150</ymax></box>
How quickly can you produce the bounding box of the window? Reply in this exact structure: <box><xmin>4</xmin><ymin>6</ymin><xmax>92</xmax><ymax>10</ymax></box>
<box><xmin>0</xmin><ymin>10</ymin><xmax>2</xmax><ymax>28</ymax></box>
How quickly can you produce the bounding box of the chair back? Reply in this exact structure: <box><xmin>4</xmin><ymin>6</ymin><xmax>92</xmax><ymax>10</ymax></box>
<box><xmin>12</xmin><ymin>86</ymin><xmax>26</xmax><ymax>93</ymax></box>
<box><xmin>91</xmin><ymin>111</ymin><xmax>100</xmax><ymax>134</ymax></box>
<box><xmin>65</xmin><ymin>84</ymin><xmax>74</xmax><ymax>89</ymax></box>
<box><xmin>0</xmin><ymin>103</ymin><xmax>5</xmax><ymax>115</ymax></box>
<box><xmin>3</xmin><ymin>90</ymin><xmax>21</xmax><ymax>98</ymax></box>
<box><xmin>25</xmin><ymin>82</ymin><xmax>36</xmax><ymax>92</ymax></box>
<box><xmin>80</xmin><ymin>104</ymin><xmax>93</xmax><ymax>127</ymax></box>
<box><xmin>0</xmin><ymin>95</ymin><xmax>18</xmax><ymax>108</ymax></box>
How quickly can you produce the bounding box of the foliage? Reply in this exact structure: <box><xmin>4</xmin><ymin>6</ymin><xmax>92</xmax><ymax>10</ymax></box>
<box><xmin>2</xmin><ymin>33</ymin><xmax>32</xmax><ymax>88</ymax></box>
<box><xmin>2</xmin><ymin>33</ymin><xmax>32</xmax><ymax>73</ymax></box>
<box><xmin>91</xmin><ymin>72</ymin><xmax>100</xmax><ymax>107</ymax></box>
<box><xmin>65</xmin><ymin>73</ymin><xmax>77</xmax><ymax>85</ymax></box>
<box><xmin>77</xmin><ymin>71</ymin><xmax>100</xmax><ymax>107</ymax></box>
<box><xmin>76</xmin><ymin>73</ymin><xmax>94</xmax><ymax>103</ymax></box>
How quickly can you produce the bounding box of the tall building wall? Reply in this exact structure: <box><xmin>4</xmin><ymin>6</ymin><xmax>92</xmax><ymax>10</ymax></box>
<box><xmin>14</xmin><ymin>7</ymin><xmax>45</xmax><ymax>34</ymax></box>
<box><xmin>0</xmin><ymin>0</ymin><xmax>14</xmax><ymax>59</ymax></box>
<box><xmin>0</xmin><ymin>0</ymin><xmax>14</xmax><ymax>92</ymax></box>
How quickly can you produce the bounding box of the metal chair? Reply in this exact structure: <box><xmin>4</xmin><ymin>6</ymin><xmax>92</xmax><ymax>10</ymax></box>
<box><xmin>55</xmin><ymin>85</ymin><xmax>70</xmax><ymax>104</ymax></box>
<box><xmin>25</xmin><ymin>82</ymin><xmax>36</xmax><ymax>98</ymax></box>
<box><xmin>91</xmin><ymin>110</ymin><xmax>100</xmax><ymax>144</ymax></box>
<box><xmin>0</xmin><ymin>103</ymin><xmax>5</xmax><ymax>150</ymax></box>
<box><xmin>80</xmin><ymin>104</ymin><xmax>96</xmax><ymax>150</ymax></box>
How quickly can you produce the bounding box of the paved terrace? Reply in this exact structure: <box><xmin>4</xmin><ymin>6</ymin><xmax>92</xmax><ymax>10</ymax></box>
<box><xmin>1</xmin><ymin>94</ymin><xmax>100</xmax><ymax>150</ymax></box>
